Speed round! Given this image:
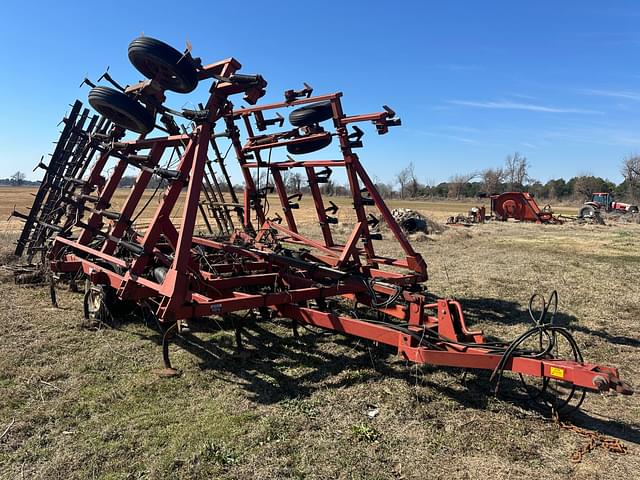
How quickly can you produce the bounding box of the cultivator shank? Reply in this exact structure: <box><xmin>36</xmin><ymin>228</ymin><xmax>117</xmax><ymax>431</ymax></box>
<box><xmin>19</xmin><ymin>37</ymin><xmax>629</xmax><ymax>413</ymax></box>
<box><xmin>11</xmin><ymin>102</ymin><xmax>112</xmax><ymax>261</ymax></box>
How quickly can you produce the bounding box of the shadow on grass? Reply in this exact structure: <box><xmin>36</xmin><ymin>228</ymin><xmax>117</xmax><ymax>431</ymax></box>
<box><xmin>119</xmin><ymin>304</ymin><xmax>639</xmax><ymax>445</ymax></box>
<box><xmin>455</xmin><ymin>296</ymin><xmax>640</xmax><ymax>348</ymax></box>
<box><xmin>419</xmin><ymin>367</ymin><xmax>640</xmax><ymax>445</ymax></box>
<box><xmin>453</xmin><ymin>296</ymin><xmax>577</xmax><ymax>327</ymax></box>
<box><xmin>131</xmin><ymin>314</ymin><xmax>391</xmax><ymax>404</ymax></box>
<box><xmin>569</xmin><ymin>410</ymin><xmax>640</xmax><ymax>445</ymax></box>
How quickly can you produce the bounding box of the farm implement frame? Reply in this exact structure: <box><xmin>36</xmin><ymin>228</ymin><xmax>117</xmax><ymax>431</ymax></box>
<box><xmin>14</xmin><ymin>37</ymin><xmax>631</xmax><ymax>415</ymax></box>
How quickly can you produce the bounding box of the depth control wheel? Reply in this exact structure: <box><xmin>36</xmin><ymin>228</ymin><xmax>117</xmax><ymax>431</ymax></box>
<box><xmin>128</xmin><ymin>36</ymin><xmax>198</xmax><ymax>94</ymax></box>
<box><xmin>286</xmin><ymin>133</ymin><xmax>333</xmax><ymax>155</ymax></box>
<box><xmin>83</xmin><ymin>282</ymin><xmax>113</xmax><ymax>323</ymax></box>
<box><xmin>289</xmin><ymin>101</ymin><xmax>334</xmax><ymax>127</ymax></box>
<box><xmin>88</xmin><ymin>86</ymin><xmax>155</xmax><ymax>134</ymax></box>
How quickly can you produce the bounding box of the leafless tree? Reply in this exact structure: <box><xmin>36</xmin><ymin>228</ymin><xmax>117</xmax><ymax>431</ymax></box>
<box><xmin>481</xmin><ymin>167</ymin><xmax>504</xmax><ymax>195</ymax></box>
<box><xmin>334</xmin><ymin>183</ymin><xmax>350</xmax><ymax>196</ymax></box>
<box><xmin>286</xmin><ymin>172</ymin><xmax>303</xmax><ymax>192</ymax></box>
<box><xmin>447</xmin><ymin>172</ymin><xmax>477</xmax><ymax>199</ymax></box>
<box><xmin>405</xmin><ymin>162</ymin><xmax>421</xmax><ymax>198</ymax></box>
<box><xmin>621</xmin><ymin>155</ymin><xmax>640</xmax><ymax>201</ymax></box>
<box><xmin>374</xmin><ymin>181</ymin><xmax>395</xmax><ymax>199</ymax></box>
<box><xmin>280</xmin><ymin>171</ymin><xmax>290</xmax><ymax>190</ymax></box>
<box><xmin>252</xmin><ymin>170</ymin><xmax>269</xmax><ymax>189</ymax></box>
<box><xmin>395</xmin><ymin>166</ymin><xmax>410</xmax><ymax>199</ymax></box>
<box><xmin>504</xmin><ymin>152</ymin><xmax>529</xmax><ymax>190</ymax></box>
<box><xmin>396</xmin><ymin>162</ymin><xmax>419</xmax><ymax>199</ymax></box>
<box><xmin>11</xmin><ymin>171</ymin><xmax>26</xmax><ymax>186</ymax></box>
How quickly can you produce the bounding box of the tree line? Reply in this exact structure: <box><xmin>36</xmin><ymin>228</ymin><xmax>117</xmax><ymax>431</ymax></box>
<box><xmin>381</xmin><ymin>153</ymin><xmax>640</xmax><ymax>202</ymax></box>
<box><xmin>9</xmin><ymin>152</ymin><xmax>639</xmax><ymax>203</ymax></box>
<box><xmin>0</xmin><ymin>171</ymin><xmax>39</xmax><ymax>187</ymax></box>
<box><xmin>247</xmin><ymin>153</ymin><xmax>640</xmax><ymax>202</ymax></box>
<box><xmin>116</xmin><ymin>152</ymin><xmax>640</xmax><ymax>202</ymax></box>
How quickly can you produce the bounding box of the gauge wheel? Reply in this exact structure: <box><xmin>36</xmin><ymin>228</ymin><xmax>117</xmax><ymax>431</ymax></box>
<box><xmin>289</xmin><ymin>101</ymin><xmax>334</xmax><ymax>127</ymax></box>
<box><xmin>128</xmin><ymin>36</ymin><xmax>198</xmax><ymax>94</ymax></box>
<box><xmin>286</xmin><ymin>134</ymin><xmax>332</xmax><ymax>155</ymax></box>
<box><xmin>84</xmin><ymin>282</ymin><xmax>114</xmax><ymax>323</ymax></box>
<box><xmin>88</xmin><ymin>86</ymin><xmax>155</xmax><ymax>134</ymax></box>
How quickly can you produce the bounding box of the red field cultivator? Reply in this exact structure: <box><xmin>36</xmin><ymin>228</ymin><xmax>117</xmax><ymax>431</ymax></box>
<box><xmin>15</xmin><ymin>37</ymin><xmax>631</xmax><ymax>415</ymax></box>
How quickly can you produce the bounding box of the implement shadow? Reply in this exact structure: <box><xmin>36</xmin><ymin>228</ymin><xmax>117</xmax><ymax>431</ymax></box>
<box><xmin>413</xmin><ymin>366</ymin><xmax>640</xmax><ymax>445</ymax></box>
<box><xmin>132</xmin><ymin>314</ymin><xmax>400</xmax><ymax>405</ymax></box>
<box><xmin>122</xmin><ymin>304</ymin><xmax>638</xmax><ymax>444</ymax></box>
<box><xmin>452</xmin><ymin>296</ymin><xmax>640</xmax><ymax>348</ymax></box>
<box><xmin>450</xmin><ymin>296</ymin><xmax>577</xmax><ymax>328</ymax></box>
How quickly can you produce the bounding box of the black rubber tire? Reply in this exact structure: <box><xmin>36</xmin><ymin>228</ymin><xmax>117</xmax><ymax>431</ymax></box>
<box><xmin>287</xmin><ymin>134</ymin><xmax>332</xmax><ymax>155</ymax></box>
<box><xmin>128</xmin><ymin>37</ymin><xmax>198</xmax><ymax>94</ymax></box>
<box><xmin>628</xmin><ymin>206</ymin><xmax>639</xmax><ymax>214</ymax></box>
<box><xmin>84</xmin><ymin>280</ymin><xmax>134</xmax><ymax>323</ymax></box>
<box><xmin>400</xmin><ymin>217</ymin><xmax>427</xmax><ymax>233</ymax></box>
<box><xmin>578</xmin><ymin>205</ymin><xmax>597</xmax><ymax>218</ymax></box>
<box><xmin>88</xmin><ymin>86</ymin><xmax>155</xmax><ymax>134</ymax></box>
<box><xmin>84</xmin><ymin>283</ymin><xmax>114</xmax><ymax>322</ymax></box>
<box><xmin>289</xmin><ymin>101</ymin><xmax>333</xmax><ymax>127</ymax></box>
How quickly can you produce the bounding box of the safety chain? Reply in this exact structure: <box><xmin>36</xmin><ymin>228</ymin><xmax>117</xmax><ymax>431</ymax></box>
<box><xmin>557</xmin><ymin>419</ymin><xmax>627</xmax><ymax>463</ymax></box>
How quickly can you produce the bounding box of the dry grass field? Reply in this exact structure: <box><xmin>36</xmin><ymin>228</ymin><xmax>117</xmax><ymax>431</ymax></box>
<box><xmin>0</xmin><ymin>186</ymin><xmax>581</xmax><ymax>232</ymax></box>
<box><xmin>0</xmin><ymin>187</ymin><xmax>638</xmax><ymax>479</ymax></box>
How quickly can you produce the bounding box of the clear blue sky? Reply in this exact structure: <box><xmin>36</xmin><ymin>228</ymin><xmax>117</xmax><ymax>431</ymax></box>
<box><xmin>1</xmin><ymin>1</ymin><xmax>639</xmax><ymax>185</ymax></box>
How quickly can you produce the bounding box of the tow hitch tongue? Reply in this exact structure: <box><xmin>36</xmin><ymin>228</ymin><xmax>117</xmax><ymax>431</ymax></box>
<box><xmin>593</xmin><ymin>375</ymin><xmax>633</xmax><ymax>394</ymax></box>
<box><xmin>609</xmin><ymin>378</ymin><xmax>634</xmax><ymax>395</ymax></box>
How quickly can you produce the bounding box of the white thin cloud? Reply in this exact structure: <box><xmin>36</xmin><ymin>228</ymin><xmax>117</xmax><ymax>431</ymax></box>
<box><xmin>412</xmin><ymin>130</ymin><xmax>479</xmax><ymax>144</ymax></box>
<box><xmin>579</xmin><ymin>88</ymin><xmax>640</xmax><ymax>101</ymax></box>
<box><xmin>436</xmin><ymin>64</ymin><xmax>483</xmax><ymax>72</ymax></box>
<box><xmin>540</xmin><ymin>126</ymin><xmax>640</xmax><ymax>147</ymax></box>
<box><xmin>443</xmin><ymin>125</ymin><xmax>482</xmax><ymax>134</ymax></box>
<box><xmin>507</xmin><ymin>93</ymin><xmax>539</xmax><ymax>101</ymax></box>
<box><xmin>447</xmin><ymin>100</ymin><xmax>601</xmax><ymax>114</ymax></box>
<box><xmin>406</xmin><ymin>128</ymin><xmax>507</xmax><ymax>148</ymax></box>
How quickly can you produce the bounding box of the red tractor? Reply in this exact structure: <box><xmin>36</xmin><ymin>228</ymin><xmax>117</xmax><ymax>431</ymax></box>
<box><xmin>579</xmin><ymin>192</ymin><xmax>639</xmax><ymax>218</ymax></box>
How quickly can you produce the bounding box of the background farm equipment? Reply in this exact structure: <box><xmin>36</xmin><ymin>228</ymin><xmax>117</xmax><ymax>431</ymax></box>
<box><xmin>391</xmin><ymin>208</ymin><xmax>444</xmax><ymax>234</ymax></box>
<box><xmin>579</xmin><ymin>192</ymin><xmax>639</xmax><ymax>219</ymax></box>
<box><xmin>11</xmin><ymin>37</ymin><xmax>632</xmax><ymax>416</ymax></box>
<box><xmin>490</xmin><ymin>192</ymin><xmax>563</xmax><ymax>224</ymax></box>
<box><xmin>446</xmin><ymin>205</ymin><xmax>486</xmax><ymax>226</ymax></box>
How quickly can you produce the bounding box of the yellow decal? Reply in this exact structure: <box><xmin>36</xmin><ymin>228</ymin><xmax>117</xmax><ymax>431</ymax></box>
<box><xmin>550</xmin><ymin>366</ymin><xmax>565</xmax><ymax>379</ymax></box>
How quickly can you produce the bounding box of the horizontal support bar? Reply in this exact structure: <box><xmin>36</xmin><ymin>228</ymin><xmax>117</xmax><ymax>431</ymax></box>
<box><xmin>243</xmin><ymin>132</ymin><xmax>331</xmax><ymax>153</ymax></box>
<box><xmin>243</xmin><ymin>160</ymin><xmax>345</xmax><ymax>169</ymax></box>
<box><xmin>53</xmin><ymin>236</ymin><xmax>128</xmax><ymax>268</ymax></box>
<box><xmin>233</xmin><ymin>93</ymin><xmax>342</xmax><ymax>115</ymax></box>
<box><xmin>281</xmin><ymin>304</ymin><xmax>618</xmax><ymax>393</ymax></box>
